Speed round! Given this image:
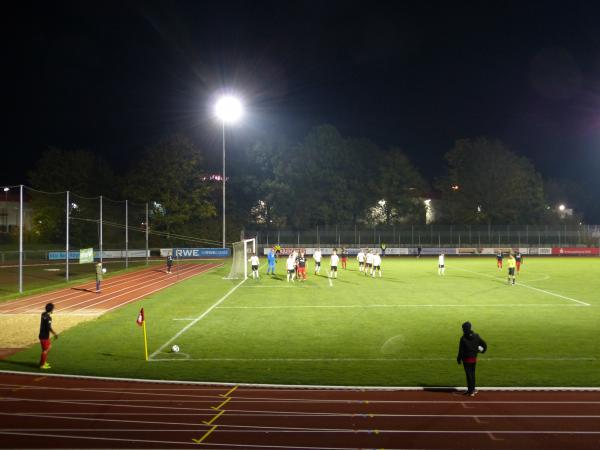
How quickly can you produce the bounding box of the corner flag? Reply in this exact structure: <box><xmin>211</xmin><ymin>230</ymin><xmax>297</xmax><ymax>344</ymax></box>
<box><xmin>136</xmin><ymin>308</ymin><xmax>148</xmax><ymax>361</ymax></box>
<box><xmin>136</xmin><ymin>308</ymin><xmax>145</xmax><ymax>326</ymax></box>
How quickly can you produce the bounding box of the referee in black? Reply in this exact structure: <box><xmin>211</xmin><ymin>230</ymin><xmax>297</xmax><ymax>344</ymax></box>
<box><xmin>456</xmin><ymin>321</ymin><xmax>487</xmax><ymax>396</ymax></box>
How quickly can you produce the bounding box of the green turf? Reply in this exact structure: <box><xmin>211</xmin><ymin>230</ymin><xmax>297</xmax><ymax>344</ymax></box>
<box><xmin>1</xmin><ymin>257</ymin><xmax>598</xmax><ymax>387</ymax></box>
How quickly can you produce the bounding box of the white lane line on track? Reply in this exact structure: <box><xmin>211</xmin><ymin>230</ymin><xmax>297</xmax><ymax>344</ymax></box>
<box><xmin>0</xmin><ymin>266</ymin><xmax>170</xmax><ymax>311</ymax></box>
<box><xmin>87</xmin><ymin>264</ymin><xmax>221</xmax><ymax>314</ymax></box>
<box><xmin>52</xmin><ymin>264</ymin><xmax>215</xmax><ymax>314</ymax></box>
<box><xmin>4</xmin><ymin>396</ymin><xmax>600</xmax><ymax>405</ymax></box>
<box><xmin>148</xmin><ymin>276</ymin><xmax>248</xmax><ymax>360</ymax></box>
<box><xmin>8</xmin><ymin>411</ymin><xmax>600</xmax><ymax>419</ymax></box>
<box><xmin>1</xmin><ymin>267</ymin><xmax>183</xmax><ymax>314</ymax></box>
<box><xmin>1</xmin><ymin>427</ymin><xmax>599</xmax><ymax>435</ymax></box>
<box><xmin>0</xmin><ymin>431</ymin><xmax>199</xmax><ymax>447</ymax></box>
<box><xmin>56</xmin><ymin>264</ymin><xmax>205</xmax><ymax>312</ymax></box>
<box><xmin>3</xmin><ymin>262</ymin><xmax>214</xmax><ymax>312</ymax></box>
<box><xmin>451</xmin><ymin>267</ymin><xmax>591</xmax><ymax>306</ymax></box>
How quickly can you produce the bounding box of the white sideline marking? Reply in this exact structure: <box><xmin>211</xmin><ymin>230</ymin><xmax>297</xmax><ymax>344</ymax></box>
<box><xmin>148</xmin><ymin>277</ymin><xmax>248</xmax><ymax>360</ymax></box>
<box><xmin>150</xmin><ymin>357</ymin><xmax>597</xmax><ymax>362</ymax></box>
<box><xmin>215</xmin><ymin>303</ymin><xmax>577</xmax><ymax>310</ymax></box>
<box><xmin>452</xmin><ymin>267</ymin><xmax>591</xmax><ymax>306</ymax></box>
<box><xmin>328</xmin><ymin>277</ymin><xmax>333</xmax><ymax>287</ymax></box>
<box><xmin>3</xmin><ymin>369</ymin><xmax>600</xmax><ymax>391</ymax></box>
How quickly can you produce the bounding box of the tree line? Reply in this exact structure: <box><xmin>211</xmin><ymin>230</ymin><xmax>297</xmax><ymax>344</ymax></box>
<box><xmin>26</xmin><ymin>125</ymin><xmax>580</xmax><ymax>244</ymax></box>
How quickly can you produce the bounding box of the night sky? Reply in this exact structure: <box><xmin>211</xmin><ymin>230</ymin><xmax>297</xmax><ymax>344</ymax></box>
<box><xmin>4</xmin><ymin>1</ymin><xmax>600</xmax><ymax>201</ymax></box>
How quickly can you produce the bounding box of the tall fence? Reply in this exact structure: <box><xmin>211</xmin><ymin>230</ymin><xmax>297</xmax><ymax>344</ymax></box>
<box><xmin>0</xmin><ymin>185</ymin><xmax>219</xmax><ymax>296</ymax></box>
<box><xmin>250</xmin><ymin>224</ymin><xmax>600</xmax><ymax>248</ymax></box>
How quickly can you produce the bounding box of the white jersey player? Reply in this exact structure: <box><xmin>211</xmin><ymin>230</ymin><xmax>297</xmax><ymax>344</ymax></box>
<box><xmin>357</xmin><ymin>250</ymin><xmax>365</xmax><ymax>272</ymax></box>
<box><xmin>248</xmin><ymin>254</ymin><xmax>260</xmax><ymax>279</ymax></box>
<box><xmin>438</xmin><ymin>253</ymin><xmax>445</xmax><ymax>276</ymax></box>
<box><xmin>286</xmin><ymin>255</ymin><xmax>296</xmax><ymax>282</ymax></box>
<box><xmin>372</xmin><ymin>252</ymin><xmax>382</xmax><ymax>277</ymax></box>
<box><xmin>329</xmin><ymin>250</ymin><xmax>339</xmax><ymax>279</ymax></box>
<box><xmin>313</xmin><ymin>249</ymin><xmax>322</xmax><ymax>274</ymax></box>
<box><xmin>365</xmin><ymin>250</ymin><xmax>374</xmax><ymax>276</ymax></box>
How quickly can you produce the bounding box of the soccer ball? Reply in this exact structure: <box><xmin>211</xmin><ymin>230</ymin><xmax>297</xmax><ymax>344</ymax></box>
<box><xmin>171</xmin><ymin>345</ymin><xmax>180</xmax><ymax>353</ymax></box>
<box><xmin>102</xmin><ymin>268</ymin><xmax>107</xmax><ymax>274</ymax></box>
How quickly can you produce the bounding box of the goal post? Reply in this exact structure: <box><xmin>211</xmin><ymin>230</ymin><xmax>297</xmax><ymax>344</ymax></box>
<box><xmin>226</xmin><ymin>238</ymin><xmax>256</xmax><ymax>279</ymax></box>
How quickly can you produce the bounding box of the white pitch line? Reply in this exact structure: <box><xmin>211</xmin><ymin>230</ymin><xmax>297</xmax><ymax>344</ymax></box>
<box><xmin>3</xmin><ymin>369</ymin><xmax>600</xmax><ymax>391</ymax></box>
<box><xmin>149</xmin><ymin>356</ymin><xmax>597</xmax><ymax>362</ymax></box>
<box><xmin>452</xmin><ymin>267</ymin><xmax>591</xmax><ymax>306</ymax></box>
<box><xmin>148</xmin><ymin>276</ymin><xmax>248</xmax><ymax>360</ymax></box>
<box><xmin>215</xmin><ymin>303</ymin><xmax>577</xmax><ymax>309</ymax></box>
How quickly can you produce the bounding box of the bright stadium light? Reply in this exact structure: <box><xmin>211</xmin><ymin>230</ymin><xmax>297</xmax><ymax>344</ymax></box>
<box><xmin>3</xmin><ymin>187</ymin><xmax>8</xmax><ymax>192</ymax></box>
<box><xmin>215</xmin><ymin>95</ymin><xmax>243</xmax><ymax>124</ymax></box>
<box><xmin>214</xmin><ymin>94</ymin><xmax>244</xmax><ymax>248</ymax></box>
<box><xmin>558</xmin><ymin>204</ymin><xmax>566</xmax><ymax>211</ymax></box>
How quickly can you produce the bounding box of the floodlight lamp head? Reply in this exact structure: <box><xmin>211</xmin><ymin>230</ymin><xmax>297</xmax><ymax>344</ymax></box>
<box><xmin>3</xmin><ymin>187</ymin><xmax>9</xmax><ymax>192</ymax></box>
<box><xmin>215</xmin><ymin>95</ymin><xmax>243</xmax><ymax>124</ymax></box>
<box><xmin>558</xmin><ymin>204</ymin><xmax>566</xmax><ymax>211</ymax></box>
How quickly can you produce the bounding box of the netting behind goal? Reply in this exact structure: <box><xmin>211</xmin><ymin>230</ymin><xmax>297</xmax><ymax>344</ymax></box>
<box><xmin>226</xmin><ymin>238</ymin><xmax>255</xmax><ymax>279</ymax></box>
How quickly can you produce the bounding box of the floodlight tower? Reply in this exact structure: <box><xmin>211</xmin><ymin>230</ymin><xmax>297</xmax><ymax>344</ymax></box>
<box><xmin>214</xmin><ymin>95</ymin><xmax>243</xmax><ymax>248</ymax></box>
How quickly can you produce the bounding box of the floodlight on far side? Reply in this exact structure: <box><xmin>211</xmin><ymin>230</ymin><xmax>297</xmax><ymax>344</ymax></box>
<box><xmin>214</xmin><ymin>95</ymin><xmax>243</xmax><ymax>124</ymax></box>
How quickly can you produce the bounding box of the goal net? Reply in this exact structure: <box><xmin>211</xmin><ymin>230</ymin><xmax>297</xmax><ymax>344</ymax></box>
<box><xmin>226</xmin><ymin>238</ymin><xmax>256</xmax><ymax>279</ymax></box>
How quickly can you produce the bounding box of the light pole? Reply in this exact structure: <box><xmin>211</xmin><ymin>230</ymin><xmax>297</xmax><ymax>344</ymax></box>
<box><xmin>3</xmin><ymin>187</ymin><xmax>8</xmax><ymax>232</ymax></box>
<box><xmin>214</xmin><ymin>95</ymin><xmax>243</xmax><ymax>248</ymax></box>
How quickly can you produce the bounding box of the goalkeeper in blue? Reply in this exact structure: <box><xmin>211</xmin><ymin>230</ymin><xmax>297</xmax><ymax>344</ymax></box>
<box><xmin>267</xmin><ymin>247</ymin><xmax>277</xmax><ymax>275</ymax></box>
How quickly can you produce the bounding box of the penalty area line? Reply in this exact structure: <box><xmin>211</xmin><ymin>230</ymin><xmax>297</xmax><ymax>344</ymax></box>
<box><xmin>148</xmin><ymin>277</ymin><xmax>247</xmax><ymax>360</ymax></box>
<box><xmin>452</xmin><ymin>267</ymin><xmax>590</xmax><ymax>306</ymax></box>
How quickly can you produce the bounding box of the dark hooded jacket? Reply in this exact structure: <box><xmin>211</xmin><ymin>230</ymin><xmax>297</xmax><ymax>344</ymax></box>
<box><xmin>457</xmin><ymin>323</ymin><xmax>487</xmax><ymax>363</ymax></box>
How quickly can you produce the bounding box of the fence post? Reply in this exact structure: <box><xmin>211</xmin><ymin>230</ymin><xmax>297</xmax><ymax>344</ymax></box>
<box><xmin>99</xmin><ymin>195</ymin><xmax>103</xmax><ymax>264</ymax></box>
<box><xmin>125</xmin><ymin>200</ymin><xmax>129</xmax><ymax>269</ymax></box>
<box><xmin>411</xmin><ymin>225</ymin><xmax>414</xmax><ymax>246</ymax></box>
<box><xmin>145</xmin><ymin>202</ymin><xmax>149</xmax><ymax>265</ymax></box>
<box><xmin>317</xmin><ymin>224</ymin><xmax>319</xmax><ymax>246</ymax></box>
<box><xmin>19</xmin><ymin>185</ymin><xmax>23</xmax><ymax>293</ymax></box>
<box><xmin>66</xmin><ymin>190</ymin><xmax>70</xmax><ymax>281</ymax></box>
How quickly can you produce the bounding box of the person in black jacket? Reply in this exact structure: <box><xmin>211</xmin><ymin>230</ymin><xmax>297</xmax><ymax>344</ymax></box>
<box><xmin>456</xmin><ymin>321</ymin><xmax>487</xmax><ymax>396</ymax></box>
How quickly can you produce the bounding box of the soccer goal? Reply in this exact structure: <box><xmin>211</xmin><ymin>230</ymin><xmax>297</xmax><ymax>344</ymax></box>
<box><xmin>226</xmin><ymin>238</ymin><xmax>256</xmax><ymax>279</ymax></box>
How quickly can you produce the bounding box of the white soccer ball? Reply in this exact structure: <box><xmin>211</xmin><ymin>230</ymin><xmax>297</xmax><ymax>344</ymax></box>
<box><xmin>171</xmin><ymin>345</ymin><xmax>180</xmax><ymax>353</ymax></box>
<box><xmin>102</xmin><ymin>268</ymin><xmax>107</xmax><ymax>274</ymax></box>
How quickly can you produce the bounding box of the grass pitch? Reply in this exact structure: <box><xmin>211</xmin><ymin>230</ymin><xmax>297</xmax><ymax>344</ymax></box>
<box><xmin>1</xmin><ymin>256</ymin><xmax>598</xmax><ymax>387</ymax></box>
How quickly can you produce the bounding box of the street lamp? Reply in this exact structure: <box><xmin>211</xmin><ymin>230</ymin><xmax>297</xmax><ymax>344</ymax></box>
<box><xmin>214</xmin><ymin>95</ymin><xmax>243</xmax><ymax>248</ymax></box>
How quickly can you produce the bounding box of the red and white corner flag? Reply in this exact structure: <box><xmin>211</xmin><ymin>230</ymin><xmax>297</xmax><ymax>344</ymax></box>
<box><xmin>136</xmin><ymin>308</ymin><xmax>145</xmax><ymax>326</ymax></box>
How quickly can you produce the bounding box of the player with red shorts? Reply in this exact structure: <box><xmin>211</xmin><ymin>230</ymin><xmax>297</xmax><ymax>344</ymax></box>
<box><xmin>515</xmin><ymin>251</ymin><xmax>523</xmax><ymax>273</ymax></box>
<box><xmin>39</xmin><ymin>303</ymin><xmax>58</xmax><ymax>369</ymax></box>
<box><xmin>341</xmin><ymin>248</ymin><xmax>348</xmax><ymax>269</ymax></box>
<box><xmin>297</xmin><ymin>252</ymin><xmax>307</xmax><ymax>280</ymax></box>
<box><xmin>496</xmin><ymin>251</ymin><xmax>503</xmax><ymax>270</ymax></box>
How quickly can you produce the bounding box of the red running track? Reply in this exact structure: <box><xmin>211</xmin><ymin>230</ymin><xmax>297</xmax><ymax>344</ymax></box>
<box><xmin>0</xmin><ymin>372</ymin><xmax>598</xmax><ymax>449</ymax></box>
<box><xmin>0</xmin><ymin>263</ymin><xmax>222</xmax><ymax>316</ymax></box>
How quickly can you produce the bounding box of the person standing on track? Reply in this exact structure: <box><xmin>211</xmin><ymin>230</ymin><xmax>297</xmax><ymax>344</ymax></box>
<box><xmin>166</xmin><ymin>255</ymin><xmax>173</xmax><ymax>274</ymax></box>
<box><xmin>457</xmin><ymin>321</ymin><xmax>487</xmax><ymax>396</ymax></box>
<box><xmin>95</xmin><ymin>262</ymin><xmax>103</xmax><ymax>293</ymax></box>
<box><xmin>496</xmin><ymin>250</ymin><xmax>503</xmax><ymax>270</ymax></box>
<box><xmin>438</xmin><ymin>252</ymin><xmax>445</xmax><ymax>276</ymax></box>
<box><xmin>39</xmin><ymin>303</ymin><xmax>58</xmax><ymax>370</ymax></box>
